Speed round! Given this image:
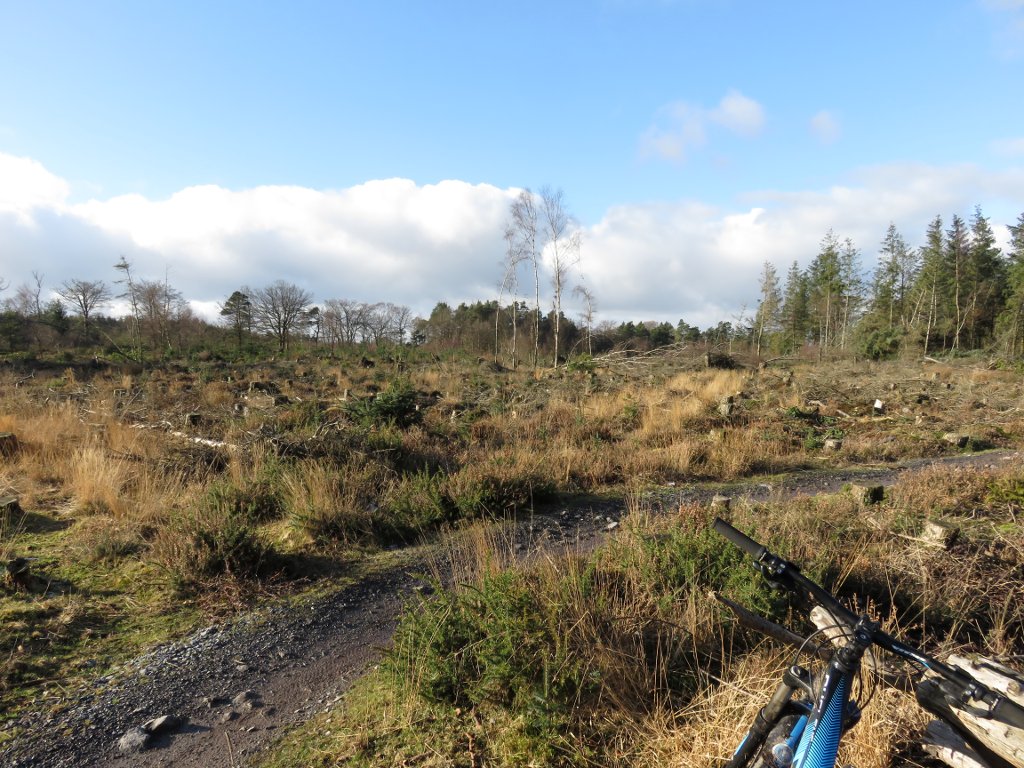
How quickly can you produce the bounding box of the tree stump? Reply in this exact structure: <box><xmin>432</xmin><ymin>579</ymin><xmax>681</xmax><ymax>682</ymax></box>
<box><xmin>710</xmin><ymin>495</ymin><xmax>732</xmax><ymax>512</ymax></box>
<box><xmin>4</xmin><ymin>557</ymin><xmax>31</xmax><ymax>589</ymax></box>
<box><xmin>848</xmin><ymin>483</ymin><xmax>884</xmax><ymax>505</ymax></box>
<box><xmin>0</xmin><ymin>433</ymin><xmax>19</xmax><ymax>458</ymax></box>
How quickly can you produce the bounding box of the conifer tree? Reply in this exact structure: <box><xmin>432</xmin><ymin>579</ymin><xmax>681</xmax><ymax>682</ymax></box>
<box><xmin>910</xmin><ymin>216</ymin><xmax>947</xmax><ymax>354</ymax></box>
<box><xmin>780</xmin><ymin>260</ymin><xmax>809</xmax><ymax>353</ymax></box>
<box><xmin>996</xmin><ymin>212</ymin><xmax>1024</xmax><ymax>356</ymax></box>
<box><xmin>753</xmin><ymin>260</ymin><xmax>782</xmax><ymax>357</ymax></box>
<box><xmin>965</xmin><ymin>206</ymin><xmax>1005</xmax><ymax>347</ymax></box>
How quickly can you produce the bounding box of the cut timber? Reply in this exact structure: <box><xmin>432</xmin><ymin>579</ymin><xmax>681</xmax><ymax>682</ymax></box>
<box><xmin>917</xmin><ymin>655</ymin><xmax>1024</xmax><ymax>768</ymax></box>
<box><xmin>924</xmin><ymin>719</ymin><xmax>991</xmax><ymax>768</ymax></box>
<box><xmin>945</xmin><ymin>656</ymin><xmax>1024</xmax><ymax>707</ymax></box>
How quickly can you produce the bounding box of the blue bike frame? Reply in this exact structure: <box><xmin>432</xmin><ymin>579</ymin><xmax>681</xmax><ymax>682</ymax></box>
<box><xmin>711</xmin><ymin>517</ymin><xmax>1024</xmax><ymax>768</ymax></box>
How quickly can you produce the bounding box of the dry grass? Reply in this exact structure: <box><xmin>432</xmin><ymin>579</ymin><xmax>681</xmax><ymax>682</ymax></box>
<box><xmin>67</xmin><ymin>441</ymin><xmax>134</xmax><ymax>516</ymax></box>
<box><xmin>1</xmin><ymin>354</ymin><xmax>1023</xmax><ymax>761</ymax></box>
<box><xmin>642</xmin><ymin>645</ymin><xmax>791</xmax><ymax>767</ymax></box>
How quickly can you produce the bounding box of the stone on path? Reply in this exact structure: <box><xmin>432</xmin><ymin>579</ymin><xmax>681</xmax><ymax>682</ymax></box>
<box><xmin>117</xmin><ymin>727</ymin><xmax>151</xmax><ymax>753</ymax></box>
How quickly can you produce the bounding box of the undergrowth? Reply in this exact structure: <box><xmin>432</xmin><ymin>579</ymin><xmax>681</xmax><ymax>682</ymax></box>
<box><xmin>264</xmin><ymin>459</ymin><xmax>1024</xmax><ymax>768</ymax></box>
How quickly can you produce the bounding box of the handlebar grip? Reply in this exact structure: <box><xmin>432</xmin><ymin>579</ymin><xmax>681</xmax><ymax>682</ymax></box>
<box><xmin>993</xmin><ymin>696</ymin><xmax>1024</xmax><ymax>730</ymax></box>
<box><xmin>713</xmin><ymin>517</ymin><xmax>767</xmax><ymax>561</ymax></box>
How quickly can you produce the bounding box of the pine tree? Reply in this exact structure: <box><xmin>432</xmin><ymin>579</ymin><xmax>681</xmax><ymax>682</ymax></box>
<box><xmin>945</xmin><ymin>214</ymin><xmax>971</xmax><ymax>350</ymax></box>
<box><xmin>806</xmin><ymin>230</ymin><xmax>861</xmax><ymax>355</ymax></box>
<box><xmin>965</xmin><ymin>206</ymin><xmax>1006</xmax><ymax>348</ymax></box>
<box><xmin>780</xmin><ymin>261</ymin><xmax>809</xmax><ymax>353</ymax></box>
<box><xmin>220</xmin><ymin>290</ymin><xmax>253</xmax><ymax>350</ymax></box>
<box><xmin>753</xmin><ymin>260</ymin><xmax>782</xmax><ymax>357</ymax></box>
<box><xmin>910</xmin><ymin>216</ymin><xmax>947</xmax><ymax>354</ymax></box>
<box><xmin>870</xmin><ymin>223</ymin><xmax>917</xmax><ymax>332</ymax></box>
<box><xmin>996</xmin><ymin>212</ymin><xmax>1024</xmax><ymax>356</ymax></box>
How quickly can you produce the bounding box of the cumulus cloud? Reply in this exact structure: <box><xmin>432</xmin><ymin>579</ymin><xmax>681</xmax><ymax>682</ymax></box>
<box><xmin>2</xmin><ymin>152</ymin><xmax>1024</xmax><ymax>332</ymax></box>
<box><xmin>0</xmin><ymin>163</ymin><xmax>516</xmax><ymax>320</ymax></box>
<box><xmin>809</xmin><ymin>110</ymin><xmax>841</xmax><ymax>145</ymax></box>
<box><xmin>0</xmin><ymin>154</ymin><xmax>70</xmax><ymax>222</ymax></box>
<box><xmin>711</xmin><ymin>90</ymin><xmax>766</xmax><ymax>137</ymax></box>
<box><xmin>579</xmin><ymin>163</ymin><xmax>1024</xmax><ymax>327</ymax></box>
<box><xmin>639</xmin><ymin>89</ymin><xmax>765</xmax><ymax>162</ymax></box>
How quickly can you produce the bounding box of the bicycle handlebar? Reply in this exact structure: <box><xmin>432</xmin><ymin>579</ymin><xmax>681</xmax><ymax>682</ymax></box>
<box><xmin>712</xmin><ymin>517</ymin><xmax>767</xmax><ymax>560</ymax></box>
<box><xmin>712</xmin><ymin>517</ymin><xmax>1024</xmax><ymax>731</ymax></box>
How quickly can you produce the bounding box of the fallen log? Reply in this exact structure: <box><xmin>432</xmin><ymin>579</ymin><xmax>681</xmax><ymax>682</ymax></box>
<box><xmin>923</xmin><ymin>719</ymin><xmax>990</xmax><ymax>768</ymax></box>
<box><xmin>917</xmin><ymin>656</ymin><xmax>1024</xmax><ymax>768</ymax></box>
<box><xmin>807</xmin><ymin>613</ymin><xmax>1024</xmax><ymax>768</ymax></box>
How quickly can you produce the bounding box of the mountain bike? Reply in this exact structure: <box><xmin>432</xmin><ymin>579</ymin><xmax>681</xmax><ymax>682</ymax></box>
<box><xmin>712</xmin><ymin>516</ymin><xmax>1024</xmax><ymax>768</ymax></box>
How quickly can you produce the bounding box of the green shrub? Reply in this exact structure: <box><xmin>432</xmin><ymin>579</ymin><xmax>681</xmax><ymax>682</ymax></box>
<box><xmin>153</xmin><ymin>506</ymin><xmax>276</xmax><ymax>593</ymax></box>
<box><xmin>860</xmin><ymin>328</ymin><xmax>903</xmax><ymax>360</ymax></box>
<box><xmin>346</xmin><ymin>381</ymin><xmax>422</xmax><ymax>429</ymax></box>
<box><xmin>444</xmin><ymin>457</ymin><xmax>555</xmax><ymax>518</ymax></box>
<box><xmin>603</xmin><ymin>511</ymin><xmax>777</xmax><ymax>618</ymax></box>
<box><xmin>204</xmin><ymin>477</ymin><xmax>284</xmax><ymax>523</ymax></box>
<box><xmin>382</xmin><ymin>469</ymin><xmax>452</xmax><ymax>533</ymax></box>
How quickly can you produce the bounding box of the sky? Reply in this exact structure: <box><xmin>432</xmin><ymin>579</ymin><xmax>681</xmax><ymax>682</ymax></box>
<box><xmin>1</xmin><ymin>0</ymin><xmax>1023</xmax><ymax>330</ymax></box>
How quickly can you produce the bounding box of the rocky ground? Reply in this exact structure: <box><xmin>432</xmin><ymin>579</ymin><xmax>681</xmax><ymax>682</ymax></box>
<box><xmin>1</xmin><ymin>450</ymin><xmax>1018</xmax><ymax>768</ymax></box>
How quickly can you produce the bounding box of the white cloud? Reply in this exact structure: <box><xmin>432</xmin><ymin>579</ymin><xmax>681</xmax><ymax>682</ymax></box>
<box><xmin>579</xmin><ymin>163</ymin><xmax>1024</xmax><ymax>327</ymax></box>
<box><xmin>711</xmin><ymin>90</ymin><xmax>765</xmax><ymax>137</ymax></box>
<box><xmin>638</xmin><ymin>103</ymin><xmax>707</xmax><ymax>162</ymax></box>
<box><xmin>2</xmin><ymin>152</ymin><xmax>1023</xmax><ymax>332</ymax></box>
<box><xmin>0</xmin><ymin>154</ymin><xmax>70</xmax><ymax>222</ymax></box>
<box><xmin>809</xmin><ymin>110</ymin><xmax>841</xmax><ymax>145</ymax></box>
<box><xmin>639</xmin><ymin>89</ymin><xmax>764</xmax><ymax>162</ymax></box>
<box><xmin>991</xmin><ymin>136</ymin><xmax>1024</xmax><ymax>156</ymax></box>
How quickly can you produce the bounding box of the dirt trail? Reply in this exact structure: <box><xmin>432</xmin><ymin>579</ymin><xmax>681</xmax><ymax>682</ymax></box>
<box><xmin>2</xmin><ymin>450</ymin><xmax>1019</xmax><ymax>768</ymax></box>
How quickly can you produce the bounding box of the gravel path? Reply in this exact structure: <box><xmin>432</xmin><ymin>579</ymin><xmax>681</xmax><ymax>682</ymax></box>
<box><xmin>1</xmin><ymin>450</ymin><xmax>1018</xmax><ymax>768</ymax></box>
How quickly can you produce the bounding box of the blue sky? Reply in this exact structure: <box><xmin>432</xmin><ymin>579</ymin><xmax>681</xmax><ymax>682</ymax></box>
<box><xmin>1</xmin><ymin>0</ymin><xmax>1023</xmax><ymax>328</ymax></box>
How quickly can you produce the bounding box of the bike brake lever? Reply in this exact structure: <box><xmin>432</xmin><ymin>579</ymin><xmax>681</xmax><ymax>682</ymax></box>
<box><xmin>753</xmin><ymin>562</ymin><xmax>788</xmax><ymax>591</ymax></box>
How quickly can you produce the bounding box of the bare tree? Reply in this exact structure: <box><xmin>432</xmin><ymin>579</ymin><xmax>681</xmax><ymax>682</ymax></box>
<box><xmin>251</xmin><ymin>280</ymin><xmax>314</xmax><ymax>352</ymax></box>
<box><xmin>541</xmin><ymin>187</ymin><xmax>581</xmax><ymax>367</ymax></box>
<box><xmin>573</xmin><ymin>283</ymin><xmax>596</xmax><ymax>357</ymax></box>
<box><xmin>11</xmin><ymin>272</ymin><xmax>45</xmax><ymax>317</ymax></box>
<box><xmin>508</xmin><ymin>189</ymin><xmax>540</xmax><ymax>366</ymax></box>
<box><xmin>361</xmin><ymin>302</ymin><xmax>393</xmax><ymax>345</ymax></box>
<box><xmin>323</xmin><ymin>299</ymin><xmax>371</xmax><ymax>345</ymax></box>
<box><xmin>114</xmin><ymin>256</ymin><xmax>143</xmax><ymax>359</ymax></box>
<box><xmin>498</xmin><ymin>224</ymin><xmax>529</xmax><ymax>368</ymax></box>
<box><xmin>57</xmin><ymin>278</ymin><xmax>111</xmax><ymax>342</ymax></box>
<box><xmin>137</xmin><ymin>276</ymin><xmax>187</xmax><ymax>354</ymax></box>
<box><xmin>6</xmin><ymin>273</ymin><xmax>49</xmax><ymax>348</ymax></box>
<box><xmin>384</xmin><ymin>303</ymin><xmax>414</xmax><ymax>344</ymax></box>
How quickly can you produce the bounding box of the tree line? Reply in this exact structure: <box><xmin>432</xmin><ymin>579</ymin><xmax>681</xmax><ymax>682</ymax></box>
<box><xmin>0</xmin><ymin>259</ymin><xmax>417</xmax><ymax>361</ymax></box>
<box><xmin>2</xmin><ymin>207</ymin><xmax>1024</xmax><ymax>364</ymax></box>
<box><xmin>750</xmin><ymin>207</ymin><xmax>1024</xmax><ymax>360</ymax></box>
